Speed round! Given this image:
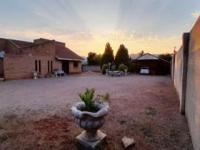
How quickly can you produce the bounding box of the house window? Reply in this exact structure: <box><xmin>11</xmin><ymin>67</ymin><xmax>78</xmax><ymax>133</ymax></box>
<box><xmin>35</xmin><ymin>60</ymin><xmax>38</xmax><ymax>72</ymax></box>
<box><xmin>51</xmin><ymin>61</ymin><xmax>53</xmax><ymax>72</ymax></box>
<box><xmin>39</xmin><ymin>60</ymin><xmax>41</xmax><ymax>74</ymax></box>
<box><xmin>48</xmin><ymin>61</ymin><xmax>50</xmax><ymax>73</ymax></box>
<box><xmin>73</xmin><ymin>62</ymin><xmax>79</xmax><ymax>68</ymax></box>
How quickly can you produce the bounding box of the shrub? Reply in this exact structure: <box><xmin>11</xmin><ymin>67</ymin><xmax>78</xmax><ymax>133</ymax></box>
<box><xmin>102</xmin><ymin>64</ymin><xmax>109</xmax><ymax>74</ymax></box>
<box><xmin>79</xmin><ymin>88</ymin><xmax>110</xmax><ymax>112</ymax></box>
<box><xmin>118</xmin><ymin>64</ymin><xmax>128</xmax><ymax>72</ymax></box>
<box><xmin>79</xmin><ymin>88</ymin><xmax>96</xmax><ymax>112</ymax></box>
<box><xmin>111</xmin><ymin>64</ymin><xmax>116</xmax><ymax>71</ymax></box>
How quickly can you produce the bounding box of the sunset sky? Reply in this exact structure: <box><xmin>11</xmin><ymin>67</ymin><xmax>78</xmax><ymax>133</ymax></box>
<box><xmin>0</xmin><ymin>0</ymin><xmax>200</xmax><ymax>56</ymax></box>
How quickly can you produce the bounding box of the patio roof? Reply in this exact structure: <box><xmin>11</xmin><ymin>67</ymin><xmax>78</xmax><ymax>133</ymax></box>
<box><xmin>55</xmin><ymin>45</ymin><xmax>83</xmax><ymax>61</ymax></box>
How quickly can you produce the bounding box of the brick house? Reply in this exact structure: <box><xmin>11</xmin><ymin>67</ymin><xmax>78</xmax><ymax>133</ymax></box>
<box><xmin>0</xmin><ymin>38</ymin><xmax>83</xmax><ymax>80</ymax></box>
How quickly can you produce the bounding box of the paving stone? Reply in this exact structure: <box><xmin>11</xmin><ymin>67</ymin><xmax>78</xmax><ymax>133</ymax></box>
<box><xmin>122</xmin><ymin>136</ymin><xmax>135</xmax><ymax>149</ymax></box>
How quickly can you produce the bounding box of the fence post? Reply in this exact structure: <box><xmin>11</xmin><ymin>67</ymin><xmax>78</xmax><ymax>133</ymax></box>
<box><xmin>171</xmin><ymin>52</ymin><xmax>176</xmax><ymax>80</ymax></box>
<box><xmin>180</xmin><ymin>32</ymin><xmax>190</xmax><ymax>115</ymax></box>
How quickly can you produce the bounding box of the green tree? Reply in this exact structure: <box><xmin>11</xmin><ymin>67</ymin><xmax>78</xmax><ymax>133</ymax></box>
<box><xmin>101</xmin><ymin>64</ymin><xmax>109</xmax><ymax>74</ymax></box>
<box><xmin>87</xmin><ymin>52</ymin><xmax>102</xmax><ymax>65</ymax></box>
<box><xmin>87</xmin><ymin>52</ymin><xmax>96</xmax><ymax>65</ymax></box>
<box><xmin>118</xmin><ymin>64</ymin><xmax>128</xmax><ymax>72</ymax></box>
<box><xmin>115</xmin><ymin>44</ymin><xmax>129</xmax><ymax>67</ymax></box>
<box><xmin>101</xmin><ymin>43</ymin><xmax>114</xmax><ymax>66</ymax></box>
<box><xmin>95</xmin><ymin>54</ymin><xmax>102</xmax><ymax>65</ymax></box>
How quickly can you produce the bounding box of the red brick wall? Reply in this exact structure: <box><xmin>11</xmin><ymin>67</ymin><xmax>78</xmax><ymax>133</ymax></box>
<box><xmin>0</xmin><ymin>39</ymin><xmax>6</xmax><ymax>50</ymax></box>
<box><xmin>3</xmin><ymin>42</ymin><xmax>61</xmax><ymax>80</ymax></box>
<box><xmin>69</xmin><ymin>61</ymin><xmax>82</xmax><ymax>74</ymax></box>
<box><xmin>4</xmin><ymin>54</ymin><xmax>35</xmax><ymax>79</ymax></box>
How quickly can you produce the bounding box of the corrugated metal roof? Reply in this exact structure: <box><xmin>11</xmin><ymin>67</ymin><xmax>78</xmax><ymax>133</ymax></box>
<box><xmin>137</xmin><ymin>53</ymin><xmax>159</xmax><ymax>60</ymax></box>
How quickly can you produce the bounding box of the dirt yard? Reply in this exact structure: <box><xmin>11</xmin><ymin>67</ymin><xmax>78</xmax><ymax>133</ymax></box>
<box><xmin>0</xmin><ymin>73</ymin><xmax>193</xmax><ymax>150</ymax></box>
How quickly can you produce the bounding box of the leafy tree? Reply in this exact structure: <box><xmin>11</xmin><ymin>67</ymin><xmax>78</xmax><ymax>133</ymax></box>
<box><xmin>101</xmin><ymin>43</ymin><xmax>114</xmax><ymax>66</ymax></box>
<box><xmin>159</xmin><ymin>53</ymin><xmax>172</xmax><ymax>62</ymax></box>
<box><xmin>95</xmin><ymin>54</ymin><xmax>102</xmax><ymax>65</ymax></box>
<box><xmin>101</xmin><ymin>64</ymin><xmax>109</xmax><ymax>74</ymax></box>
<box><xmin>87</xmin><ymin>52</ymin><xmax>102</xmax><ymax>65</ymax></box>
<box><xmin>87</xmin><ymin>52</ymin><xmax>96</xmax><ymax>65</ymax></box>
<box><xmin>118</xmin><ymin>64</ymin><xmax>128</xmax><ymax>72</ymax></box>
<box><xmin>115</xmin><ymin>44</ymin><xmax>129</xmax><ymax>67</ymax></box>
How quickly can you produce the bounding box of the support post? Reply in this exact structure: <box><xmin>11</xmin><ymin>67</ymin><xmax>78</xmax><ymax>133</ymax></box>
<box><xmin>180</xmin><ymin>33</ymin><xmax>190</xmax><ymax>115</ymax></box>
<box><xmin>171</xmin><ymin>52</ymin><xmax>176</xmax><ymax>80</ymax></box>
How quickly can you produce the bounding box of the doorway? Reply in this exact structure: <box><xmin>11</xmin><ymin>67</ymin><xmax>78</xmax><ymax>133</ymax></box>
<box><xmin>0</xmin><ymin>59</ymin><xmax>4</xmax><ymax>78</ymax></box>
<box><xmin>62</xmin><ymin>61</ymin><xmax>69</xmax><ymax>74</ymax></box>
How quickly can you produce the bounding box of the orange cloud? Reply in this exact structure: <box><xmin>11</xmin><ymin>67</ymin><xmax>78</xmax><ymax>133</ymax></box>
<box><xmin>1</xmin><ymin>28</ymin><xmax>181</xmax><ymax>56</ymax></box>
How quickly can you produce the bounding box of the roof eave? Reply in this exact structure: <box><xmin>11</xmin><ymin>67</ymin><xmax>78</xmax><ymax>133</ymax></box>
<box><xmin>56</xmin><ymin>56</ymin><xmax>83</xmax><ymax>61</ymax></box>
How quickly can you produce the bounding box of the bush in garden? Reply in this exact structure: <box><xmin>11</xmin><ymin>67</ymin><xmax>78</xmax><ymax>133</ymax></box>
<box><xmin>118</xmin><ymin>64</ymin><xmax>128</xmax><ymax>72</ymax></box>
<box><xmin>111</xmin><ymin>64</ymin><xmax>116</xmax><ymax>71</ymax></box>
<box><xmin>102</xmin><ymin>64</ymin><xmax>109</xmax><ymax>74</ymax></box>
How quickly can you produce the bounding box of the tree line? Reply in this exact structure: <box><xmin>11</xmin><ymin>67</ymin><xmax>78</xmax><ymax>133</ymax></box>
<box><xmin>87</xmin><ymin>42</ymin><xmax>130</xmax><ymax>67</ymax></box>
<box><xmin>87</xmin><ymin>42</ymin><xmax>172</xmax><ymax>73</ymax></box>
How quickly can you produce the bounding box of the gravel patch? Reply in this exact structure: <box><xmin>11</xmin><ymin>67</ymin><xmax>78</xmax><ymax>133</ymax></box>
<box><xmin>0</xmin><ymin>73</ymin><xmax>193</xmax><ymax>150</ymax></box>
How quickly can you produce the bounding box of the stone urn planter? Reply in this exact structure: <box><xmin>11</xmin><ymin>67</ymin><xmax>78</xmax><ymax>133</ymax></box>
<box><xmin>71</xmin><ymin>88</ymin><xmax>109</xmax><ymax>149</ymax></box>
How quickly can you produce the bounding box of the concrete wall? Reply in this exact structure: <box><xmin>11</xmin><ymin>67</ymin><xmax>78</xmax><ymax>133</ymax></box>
<box><xmin>185</xmin><ymin>17</ymin><xmax>200</xmax><ymax>150</ymax></box>
<box><xmin>173</xmin><ymin>46</ymin><xmax>183</xmax><ymax>108</ymax></box>
<box><xmin>82</xmin><ymin>65</ymin><xmax>101</xmax><ymax>72</ymax></box>
<box><xmin>174</xmin><ymin>47</ymin><xmax>183</xmax><ymax>100</ymax></box>
<box><xmin>173</xmin><ymin>17</ymin><xmax>200</xmax><ymax>150</ymax></box>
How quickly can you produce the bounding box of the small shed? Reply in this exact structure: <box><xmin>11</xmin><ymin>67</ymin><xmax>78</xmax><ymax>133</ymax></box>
<box><xmin>132</xmin><ymin>53</ymin><xmax>171</xmax><ymax>75</ymax></box>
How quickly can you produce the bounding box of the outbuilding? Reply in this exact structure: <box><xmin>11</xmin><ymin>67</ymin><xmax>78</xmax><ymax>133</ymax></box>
<box><xmin>132</xmin><ymin>53</ymin><xmax>171</xmax><ymax>75</ymax></box>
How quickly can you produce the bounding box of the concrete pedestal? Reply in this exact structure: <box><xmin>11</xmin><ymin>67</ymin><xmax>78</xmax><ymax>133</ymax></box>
<box><xmin>76</xmin><ymin>130</ymin><xmax>106</xmax><ymax>150</ymax></box>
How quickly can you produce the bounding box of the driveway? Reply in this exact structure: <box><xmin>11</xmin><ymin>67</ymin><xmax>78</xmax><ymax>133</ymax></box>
<box><xmin>0</xmin><ymin>73</ymin><xmax>193</xmax><ymax>150</ymax></box>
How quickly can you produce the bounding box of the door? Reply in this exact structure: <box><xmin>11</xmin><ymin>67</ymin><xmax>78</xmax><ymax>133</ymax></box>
<box><xmin>62</xmin><ymin>61</ymin><xmax>69</xmax><ymax>74</ymax></box>
<box><xmin>0</xmin><ymin>59</ymin><xmax>4</xmax><ymax>78</ymax></box>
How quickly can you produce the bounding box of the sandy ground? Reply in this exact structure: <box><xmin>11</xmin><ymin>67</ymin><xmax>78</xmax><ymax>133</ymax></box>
<box><xmin>0</xmin><ymin>73</ymin><xmax>193</xmax><ymax>150</ymax></box>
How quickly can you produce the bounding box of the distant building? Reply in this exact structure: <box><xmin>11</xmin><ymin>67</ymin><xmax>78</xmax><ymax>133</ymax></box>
<box><xmin>131</xmin><ymin>53</ymin><xmax>171</xmax><ymax>75</ymax></box>
<box><xmin>0</xmin><ymin>38</ymin><xmax>83</xmax><ymax>80</ymax></box>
